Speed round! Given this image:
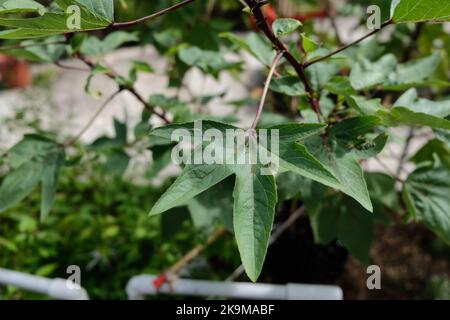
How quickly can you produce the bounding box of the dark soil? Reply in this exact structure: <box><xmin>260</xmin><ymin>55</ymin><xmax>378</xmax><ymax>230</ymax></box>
<box><xmin>339</xmin><ymin>223</ymin><xmax>450</xmax><ymax>299</ymax></box>
<box><xmin>262</xmin><ymin>215</ymin><xmax>450</xmax><ymax>299</ymax></box>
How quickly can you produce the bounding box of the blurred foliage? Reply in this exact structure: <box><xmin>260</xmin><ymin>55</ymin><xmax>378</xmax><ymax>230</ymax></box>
<box><xmin>0</xmin><ymin>162</ymin><xmax>239</xmax><ymax>299</ymax></box>
<box><xmin>0</xmin><ymin>0</ymin><xmax>449</xmax><ymax>298</ymax></box>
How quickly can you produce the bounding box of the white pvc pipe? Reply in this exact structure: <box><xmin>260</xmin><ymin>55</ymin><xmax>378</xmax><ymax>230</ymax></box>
<box><xmin>0</xmin><ymin>268</ymin><xmax>89</xmax><ymax>300</ymax></box>
<box><xmin>126</xmin><ymin>275</ymin><xmax>343</xmax><ymax>300</ymax></box>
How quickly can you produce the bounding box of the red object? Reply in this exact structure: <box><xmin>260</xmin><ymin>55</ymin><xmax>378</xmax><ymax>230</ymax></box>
<box><xmin>248</xmin><ymin>5</ymin><xmax>328</xmax><ymax>29</ymax></box>
<box><xmin>294</xmin><ymin>10</ymin><xmax>328</xmax><ymax>22</ymax></box>
<box><xmin>153</xmin><ymin>273</ymin><xmax>167</xmax><ymax>290</ymax></box>
<box><xmin>263</xmin><ymin>5</ymin><xmax>278</xmax><ymax>25</ymax></box>
<box><xmin>0</xmin><ymin>54</ymin><xmax>32</xmax><ymax>88</ymax></box>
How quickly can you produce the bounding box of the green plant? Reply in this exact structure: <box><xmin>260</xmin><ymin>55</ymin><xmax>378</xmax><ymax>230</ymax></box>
<box><xmin>0</xmin><ymin>0</ymin><xmax>449</xmax><ymax>284</ymax></box>
<box><xmin>0</xmin><ymin>160</ymin><xmax>238</xmax><ymax>299</ymax></box>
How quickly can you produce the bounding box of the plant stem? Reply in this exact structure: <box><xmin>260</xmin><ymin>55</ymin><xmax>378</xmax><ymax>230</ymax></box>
<box><xmin>64</xmin><ymin>90</ymin><xmax>122</xmax><ymax>147</ymax></box>
<box><xmin>304</xmin><ymin>20</ymin><xmax>392</xmax><ymax>68</ymax></box>
<box><xmin>75</xmin><ymin>53</ymin><xmax>171</xmax><ymax>124</ymax></box>
<box><xmin>242</xmin><ymin>0</ymin><xmax>323</xmax><ymax>118</ymax></box>
<box><xmin>112</xmin><ymin>0</ymin><xmax>196</xmax><ymax>29</ymax></box>
<box><xmin>54</xmin><ymin>61</ymin><xmax>90</xmax><ymax>72</ymax></box>
<box><xmin>396</xmin><ymin>128</ymin><xmax>414</xmax><ymax>176</ymax></box>
<box><xmin>167</xmin><ymin>228</ymin><xmax>227</xmax><ymax>276</ymax></box>
<box><xmin>325</xmin><ymin>0</ymin><xmax>343</xmax><ymax>46</ymax></box>
<box><xmin>251</xmin><ymin>51</ymin><xmax>284</xmax><ymax>129</ymax></box>
<box><xmin>375</xmin><ymin>156</ymin><xmax>405</xmax><ymax>184</ymax></box>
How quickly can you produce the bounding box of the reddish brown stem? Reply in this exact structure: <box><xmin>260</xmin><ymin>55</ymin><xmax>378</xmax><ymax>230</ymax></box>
<box><xmin>64</xmin><ymin>90</ymin><xmax>122</xmax><ymax>147</ymax></box>
<box><xmin>243</xmin><ymin>0</ymin><xmax>322</xmax><ymax>118</ymax></box>
<box><xmin>76</xmin><ymin>53</ymin><xmax>171</xmax><ymax>124</ymax></box>
<box><xmin>112</xmin><ymin>0</ymin><xmax>196</xmax><ymax>29</ymax></box>
<box><xmin>251</xmin><ymin>50</ymin><xmax>284</xmax><ymax>129</ymax></box>
<box><xmin>304</xmin><ymin>20</ymin><xmax>392</xmax><ymax>68</ymax></box>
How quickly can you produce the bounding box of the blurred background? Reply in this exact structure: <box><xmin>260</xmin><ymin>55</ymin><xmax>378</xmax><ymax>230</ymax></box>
<box><xmin>0</xmin><ymin>0</ymin><xmax>449</xmax><ymax>300</ymax></box>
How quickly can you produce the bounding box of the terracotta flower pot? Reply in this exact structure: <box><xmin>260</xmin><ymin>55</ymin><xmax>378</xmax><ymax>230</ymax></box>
<box><xmin>248</xmin><ymin>3</ymin><xmax>328</xmax><ymax>30</ymax></box>
<box><xmin>0</xmin><ymin>54</ymin><xmax>32</xmax><ymax>89</ymax></box>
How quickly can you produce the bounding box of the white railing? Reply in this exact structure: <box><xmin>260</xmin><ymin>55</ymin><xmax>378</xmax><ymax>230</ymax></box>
<box><xmin>0</xmin><ymin>267</ymin><xmax>89</xmax><ymax>300</ymax></box>
<box><xmin>126</xmin><ymin>275</ymin><xmax>343</xmax><ymax>300</ymax></box>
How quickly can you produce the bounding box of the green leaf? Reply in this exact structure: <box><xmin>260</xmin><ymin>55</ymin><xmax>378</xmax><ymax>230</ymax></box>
<box><xmin>346</xmin><ymin>96</ymin><xmax>383</xmax><ymax>115</ymax></box>
<box><xmin>269</xmin><ymin>123</ymin><xmax>327</xmax><ymax>142</ymax></box>
<box><xmin>391</xmin><ymin>0</ymin><xmax>450</xmax><ymax>23</ymax></box>
<box><xmin>276</xmin><ymin>171</ymin><xmax>304</xmax><ymax>201</ymax></box>
<box><xmin>178</xmin><ymin>46</ymin><xmax>240</xmax><ymax>77</ymax></box>
<box><xmin>102</xmin><ymin>149</ymin><xmax>130</xmax><ymax>177</ymax></box>
<box><xmin>269</xmin><ymin>76</ymin><xmax>306</xmax><ymax>96</ymax></box>
<box><xmin>187</xmin><ymin>177</ymin><xmax>234</xmax><ymax>232</ymax></box>
<box><xmin>149</xmin><ymin>164</ymin><xmax>234</xmax><ymax>216</ymax></box>
<box><xmin>233</xmin><ymin>165</ymin><xmax>277</xmax><ymax>282</ymax></box>
<box><xmin>220</xmin><ymin>32</ymin><xmax>250</xmax><ymax>52</ymax></box>
<box><xmin>325</xmin><ymin>76</ymin><xmax>356</xmax><ymax>96</ymax></box>
<box><xmin>256</xmin><ymin>112</ymin><xmax>290</xmax><ymax>128</ymax></box>
<box><xmin>384</xmin><ymin>53</ymin><xmax>441</xmax><ymax>89</ymax></box>
<box><xmin>56</xmin><ymin>0</ymin><xmax>114</xmax><ymax>23</ymax></box>
<box><xmin>148</xmin><ymin>121</ymin><xmax>372</xmax><ymax>281</ymax></box>
<box><xmin>272</xmin><ymin>18</ymin><xmax>302</xmax><ymax>37</ymax></box>
<box><xmin>220</xmin><ymin>32</ymin><xmax>276</xmax><ymax>67</ymax></box>
<box><xmin>7</xmin><ymin>134</ymin><xmax>59</xmax><ymax>168</ymax></box>
<box><xmin>300</xmin><ymin>34</ymin><xmax>319</xmax><ymax>53</ymax></box>
<box><xmin>40</xmin><ymin>150</ymin><xmax>65</xmax><ymax>221</ymax></box>
<box><xmin>265</xmin><ymin>122</ymin><xmax>375</xmax><ymax>211</ymax></box>
<box><xmin>80</xmin><ymin>31</ymin><xmax>138</xmax><ymax>56</ymax></box>
<box><xmin>350</xmin><ymin>54</ymin><xmax>397</xmax><ymax>90</ymax></box>
<box><xmin>84</xmin><ymin>63</ymin><xmax>110</xmax><ymax>97</ymax></box>
<box><xmin>0</xmin><ymin>237</ymin><xmax>18</xmax><ymax>252</ymax></box>
<box><xmin>277</xmin><ymin>142</ymin><xmax>341</xmax><ymax>189</ymax></box>
<box><xmin>1</xmin><ymin>37</ymin><xmax>66</xmax><ymax>62</ymax></box>
<box><xmin>150</xmin><ymin>120</ymin><xmax>237</xmax><ymax>142</ymax></box>
<box><xmin>394</xmin><ymin>88</ymin><xmax>450</xmax><ymax>118</ymax></box>
<box><xmin>331</xmin><ymin>155</ymin><xmax>373</xmax><ymax>211</ymax></box>
<box><xmin>349</xmin><ymin>134</ymin><xmax>388</xmax><ymax>160</ymax></box>
<box><xmin>0</xmin><ymin>135</ymin><xmax>65</xmax><ymax>218</ymax></box>
<box><xmin>147</xmin><ymin>145</ymin><xmax>173</xmax><ymax>179</ymax></box>
<box><xmin>263</xmin><ymin>123</ymin><xmax>342</xmax><ymax>190</ymax></box>
<box><xmin>309</xmin><ymin>195</ymin><xmax>373</xmax><ymax>264</ymax></box>
<box><xmin>90</xmin><ymin>118</ymin><xmax>127</xmax><ymax>150</ymax></box>
<box><xmin>329</xmin><ymin>116</ymin><xmax>381</xmax><ymax>139</ymax></box>
<box><xmin>307</xmin><ymin>61</ymin><xmax>339</xmax><ymax>91</ymax></box>
<box><xmin>0</xmin><ymin>0</ymin><xmax>44</xmax><ymax>14</ymax></box>
<box><xmin>246</xmin><ymin>33</ymin><xmax>276</xmax><ymax>67</ymax></box>
<box><xmin>411</xmin><ymin>139</ymin><xmax>450</xmax><ymax>169</ymax></box>
<box><xmin>148</xmin><ymin>94</ymin><xmax>186</xmax><ymax>112</ymax></box>
<box><xmin>377</xmin><ymin>107</ymin><xmax>450</xmax><ymax>129</ymax></box>
<box><xmin>129</xmin><ymin>60</ymin><xmax>153</xmax><ymax>83</ymax></box>
<box><xmin>0</xmin><ymin>0</ymin><xmax>114</xmax><ymax>39</ymax></box>
<box><xmin>114</xmin><ymin>118</ymin><xmax>127</xmax><ymax>145</ymax></box>
<box><xmin>403</xmin><ymin>163</ymin><xmax>450</xmax><ymax>244</ymax></box>
<box><xmin>435</xmin><ymin>125</ymin><xmax>450</xmax><ymax>146</ymax></box>
<box><xmin>305</xmin><ymin>136</ymin><xmax>373</xmax><ymax>212</ymax></box>
<box><xmin>366</xmin><ymin>172</ymin><xmax>400</xmax><ymax>211</ymax></box>
<box><xmin>0</xmin><ymin>161</ymin><xmax>46</xmax><ymax>212</ymax></box>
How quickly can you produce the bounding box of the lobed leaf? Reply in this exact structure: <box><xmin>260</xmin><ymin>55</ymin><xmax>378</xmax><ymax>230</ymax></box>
<box><xmin>403</xmin><ymin>163</ymin><xmax>450</xmax><ymax>244</ymax></box>
<box><xmin>391</xmin><ymin>0</ymin><xmax>450</xmax><ymax>23</ymax></box>
<box><xmin>233</xmin><ymin>165</ymin><xmax>277</xmax><ymax>282</ymax></box>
